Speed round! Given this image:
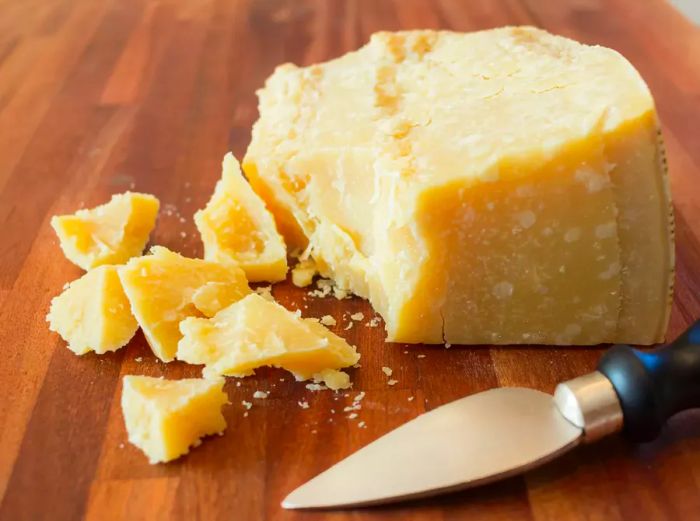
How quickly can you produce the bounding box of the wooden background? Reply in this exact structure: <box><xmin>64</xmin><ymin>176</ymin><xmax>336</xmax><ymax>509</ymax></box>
<box><xmin>1</xmin><ymin>0</ymin><xmax>699</xmax><ymax>519</ymax></box>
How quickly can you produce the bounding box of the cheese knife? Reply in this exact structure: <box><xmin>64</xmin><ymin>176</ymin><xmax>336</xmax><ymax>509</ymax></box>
<box><xmin>282</xmin><ymin>320</ymin><xmax>700</xmax><ymax>509</ymax></box>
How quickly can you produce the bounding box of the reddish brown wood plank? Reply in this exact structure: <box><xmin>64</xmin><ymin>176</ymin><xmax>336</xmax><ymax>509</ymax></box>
<box><xmin>0</xmin><ymin>1</ymin><xmax>699</xmax><ymax>520</ymax></box>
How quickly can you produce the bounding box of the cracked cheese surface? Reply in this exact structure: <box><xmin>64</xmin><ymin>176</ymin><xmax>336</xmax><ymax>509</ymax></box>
<box><xmin>177</xmin><ymin>293</ymin><xmax>359</xmax><ymax>389</ymax></box>
<box><xmin>119</xmin><ymin>246</ymin><xmax>251</xmax><ymax>362</ymax></box>
<box><xmin>244</xmin><ymin>27</ymin><xmax>674</xmax><ymax>345</ymax></box>
<box><xmin>47</xmin><ymin>265</ymin><xmax>138</xmax><ymax>355</ymax></box>
<box><xmin>121</xmin><ymin>375</ymin><xmax>228</xmax><ymax>464</ymax></box>
<box><xmin>195</xmin><ymin>153</ymin><xmax>287</xmax><ymax>282</ymax></box>
<box><xmin>51</xmin><ymin>192</ymin><xmax>159</xmax><ymax>270</ymax></box>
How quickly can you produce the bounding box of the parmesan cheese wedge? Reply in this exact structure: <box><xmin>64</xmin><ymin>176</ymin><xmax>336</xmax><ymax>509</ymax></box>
<box><xmin>118</xmin><ymin>246</ymin><xmax>251</xmax><ymax>362</ymax></box>
<box><xmin>243</xmin><ymin>27</ymin><xmax>674</xmax><ymax>345</ymax></box>
<box><xmin>195</xmin><ymin>153</ymin><xmax>287</xmax><ymax>282</ymax></box>
<box><xmin>51</xmin><ymin>192</ymin><xmax>159</xmax><ymax>270</ymax></box>
<box><xmin>47</xmin><ymin>265</ymin><xmax>137</xmax><ymax>355</ymax></box>
<box><xmin>121</xmin><ymin>375</ymin><xmax>228</xmax><ymax>464</ymax></box>
<box><xmin>177</xmin><ymin>293</ymin><xmax>360</xmax><ymax>389</ymax></box>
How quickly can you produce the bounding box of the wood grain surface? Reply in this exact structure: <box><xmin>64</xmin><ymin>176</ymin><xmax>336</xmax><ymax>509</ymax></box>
<box><xmin>1</xmin><ymin>0</ymin><xmax>699</xmax><ymax>520</ymax></box>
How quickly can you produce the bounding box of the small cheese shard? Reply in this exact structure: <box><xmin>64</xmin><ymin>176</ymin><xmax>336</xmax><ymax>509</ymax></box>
<box><xmin>47</xmin><ymin>265</ymin><xmax>137</xmax><ymax>355</ymax></box>
<box><xmin>291</xmin><ymin>258</ymin><xmax>318</xmax><ymax>287</ymax></box>
<box><xmin>121</xmin><ymin>375</ymin><xmax>228</xmax><ymax>464</ymax></box>
<box><xmin>51</xmin><ymin>192</ymin><xmax>159</xmax><ymax>270</ymax></box>
<box><xmin>177</xmin><ymin>293</ymin><xmax>360</xmax><ymax>389</ymax></box>
<box><xmin>244</xmin><ymin>27</ymin><xmax>674</xmax><ymax>345</ymax></box>
<box><xmin>195</xmin><ymin>153</ymin><xmax>287</xmax><ymax>282</ymax></box>
<box><xmin>118</xmin><ymin>246</ymin><xmax>251</xmax><ymax>361</ymax></box>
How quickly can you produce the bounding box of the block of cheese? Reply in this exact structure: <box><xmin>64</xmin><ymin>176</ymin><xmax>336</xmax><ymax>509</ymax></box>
<box><xmin>195</xmin><ymin>153</ymin><xmax>287</xmax><ymax>282</ymax></box>
<box><xmin>121</xmin><ymin>375</ymin><xmax>228</xmax><ymax>464</ymax></box>
<box><xmin>177</xmin><ymin>293</ymin><xmax>360</xmax><ymax>389</ymax></box>
<box><xmin>51</xmin><ymin>192</ymin><xmax>159</xmax><ymax>270</ymax></box>
<box><xmin>118</xmin><ymin>246</ymin><xmax>251</xmax><ymax>362</ymax></box>
<box><xmin>47</xmin><ymin>265</ymin><xmax>137</xmax><ymax>355</ymax></box>
<box><xmin>243</xmin><ymin>27</ymin><xmax>674</xmax><ymax>345</ymax></box>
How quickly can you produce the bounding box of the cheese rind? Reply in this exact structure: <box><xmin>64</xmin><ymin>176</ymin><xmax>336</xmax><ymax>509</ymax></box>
<box><xmin>177</xmin><ymin>293</ymin><xmax>359</xmax><ymax>389</ymax></box>
<box><xmin>51</xmin><ymin>192</ymin><xmax>159</xmax><ymax>270</ymax></box>
<box><xmin>121</xmin><ymin>375</ymin><xmax>228</xmax><ymax>464</ymax></box>
<box><xmin>118</xmin><ymin>246</ymin><xmax>251</xmax><ymax>361</ymax></box>
<box><xmin>195</xmin><ymin>153</ymin><xmax>287</xmax><ymax>282</ymax></box>
<box><xmin>244</xmin><ymin>27</ymin><xmax>674</xmax><ymax>345</ymax></box>
<box><xmin>47</xmin><ymin>265</ymin><xmax>137</xmax><ymax>355</ymax></box>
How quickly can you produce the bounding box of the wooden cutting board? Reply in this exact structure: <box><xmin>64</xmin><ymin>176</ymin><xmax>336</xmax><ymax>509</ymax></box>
<box><xmin>1</xmin><ymin>0</ymin><xmax>699</xmax><ymax>519</ymax></box>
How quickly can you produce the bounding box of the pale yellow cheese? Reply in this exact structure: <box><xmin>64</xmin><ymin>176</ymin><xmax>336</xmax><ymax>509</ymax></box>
<box><xmin>291</xmin><ymin>257</ymin><xmax>318</xmax><ymax>287</ymax></box>
<box><xmin>118</xmin><ymin>246</ymin><xmax>251</xmax><ymax>362</ymax></box>
<box><xmin>121</xmin><ymin>375</ymin><xmax>228</xmax><ymax>464</ymax></box>
<box><xmin>195</xmin><ymin>153</ymin><xmax>287</xmax><ymax>282</ymax></box>
<box><xmin>177</xmin><ymin>293</ymin><xmax>360</xmax><ymax>389</ymax></box>
<box><xmin>244</xmin><ymin>27</ymin><xmax>674</xmax><ymax>345</ymax></box>
<box><xmin>47</xmin><ymin>265</ymin><xmax>137</xmax><ymax>355</ymax></box>
<box><xmin>51</xmin><ymin>192</ymin><xmax>159</xmax><ymax>270</ymax></box>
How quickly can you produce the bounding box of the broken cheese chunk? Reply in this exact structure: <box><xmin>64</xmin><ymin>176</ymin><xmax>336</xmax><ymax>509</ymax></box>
<box><xmin>121</xmin><ymin>375</ymin><xmax>228</xmax><ymax>464</ymax></box>
<box><xmin>177</xmin><ymin>293</ymin><xmax>360</xmax><ymax>389</ymax></box>
<box><xmin>195</xmin><ymin>153</ymin><xmax>287</xmax><ymax>282</ymax></box>
<box><xmin>291</xmin><ymin>257</ymin><xmax>318</xmax><ymax>287</ymax></box>
<box><xmin>51</xmin><ymin>192</ymin><xmax>159</xmax><ymax>270</ymax></box>
<box><xmin>243</xmin><ymin>27</ymin><xmax>674</xmax><ymax>345</ymax></box>
<box><xmin>118</xmin><ymin>246</ymin><xmax>251</xmax><ymax>362</ymax></box>
<box><xmin>47</xmin><ymin>265</ymin><xmax>138</xmax><ymax>355</ymax></box>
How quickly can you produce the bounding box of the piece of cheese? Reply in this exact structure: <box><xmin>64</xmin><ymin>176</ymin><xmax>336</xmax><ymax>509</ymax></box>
<box><xmin>291</xmin><ymin>257</ymin><xmax>318</xmax><ymax>287</ymax></box>
<box><xmin>195</xmin><ymin>153</ymin><xmax>287</xmax><ymax>282</ymax></box>
<box><xmin>118</xmin><ymin>246</ymin><xmax>251</xmax><ymax>361</ymax></box>
<box><xmin>243</xmin><ymin>27</ymin><xmax>674</xmax><ymax>345</ymax></box>
<box><xmin>51</xmin><ymin>192</ymin><xmax>159</xmax><ymax>270</ymax></box>
<box><xmin>47</xmin><ymin>265</ymin><xmax>138</xmax><ymax>355</ymax></box>
<box><xmin>177</xmin><ymin>293</ymin><xmax>360</xmax><ymax>389</ymax></box>
<box><xmin>121</xmin><ymin>375</ymin><xmax>228</xmax><ymax>464</ymax></box>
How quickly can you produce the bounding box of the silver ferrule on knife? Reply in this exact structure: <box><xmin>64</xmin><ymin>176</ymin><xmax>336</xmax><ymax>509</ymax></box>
<box><xmin>553</xmin><ymin>371</ymin><xmax>624</xmax><ymax>443</ymax></box>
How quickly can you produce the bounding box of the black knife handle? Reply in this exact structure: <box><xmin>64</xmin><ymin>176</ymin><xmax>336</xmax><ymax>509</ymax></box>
<box><xmin>598</xmin><ymin>320</ymin><xmax>700</xmax><ymax>442</ymax></box>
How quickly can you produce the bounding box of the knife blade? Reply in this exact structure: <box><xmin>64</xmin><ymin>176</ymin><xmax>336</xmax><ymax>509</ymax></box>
<box><xmin>283</xmin><ymin>320</ymin><xmax>700</xmax><ymax>509</ymax></box>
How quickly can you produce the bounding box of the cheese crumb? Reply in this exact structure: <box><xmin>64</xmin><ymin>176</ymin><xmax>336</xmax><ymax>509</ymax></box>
<box><xmin>253</xmin><ymin>391</ymin><xmax>269</xmax><ymax>399</ymax></box>
<box><xmin>298</xmin><ymin>400</ymin><xmax>310</xmax><ymax>409</ymax></box>
<box><xmin>305</xmin><ymin>383</ymin><xmax>327</xmax><ymax>391</ymax></box>
<box><xmin>387</xmin><ymin>379</ymin><xmax>398</xmax><ymax>386</ymax></box>
<box><xmin>347</xmin><ymin>412</ymin><xmax>358</xmax><ymax>419</ymax></box>
<box><xmin>354</xmin><ymin>392</ymin><xmax>365</xmax><ymax>402</ymax></box>
<box><xmin>242</xmin><ymin>400</ymin><xmax>252</xmax><ymax>410</ymax></box>
<box><xmin>367</xmin><ymin>316</ymin><xmax>381</xmax><ymax>327</ymax></box>
<box><xmin>417</xmin><ymin>354</ymin><xmax>426</xmax><ymax>359</ymax></box>
<box><xmin>344</xmin><ymin>322</ymin><xmax>353</xmax><ymax>331</ymax></box>
<box><xmin>320</xmin><ymin>315</ymin><xmax>337</xmax><ymax>326</ymax></box>
<box><xmin>309</xmin><ymin>279</ymin><xmax>333</xmax><ymax>298</ymax></box>
<box><xmin>309</xmin><ymin>278</ymin><xmax>351</xmax><ymax>300</ymax></box>
<box><xmin>254</xmin><ymin>285</ymin><xmax>275</xmax><ymax>302</ymax></box>
<box><xmin>381</xmin><ymin>366</ymin><xmax>393</xmax><ymax>377</ymax></box>
<box><xmin>135</xmin><ymin>357</ymin><xmax>143</xmax><ymax>362</ymax></box>
<box><xmin>358</xmin><ymin>421</ymin><xmax>366</xmax><ymax>429</ymax></box>
<box><xmin>350</xmin><ymin>312</ymin><xmax>364</xmax><ymax>321</ymax></box>
<box><xmin>408</xmin><ymin>396</ymin><xmax>415</xmax><ymax>402</ymax></box>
